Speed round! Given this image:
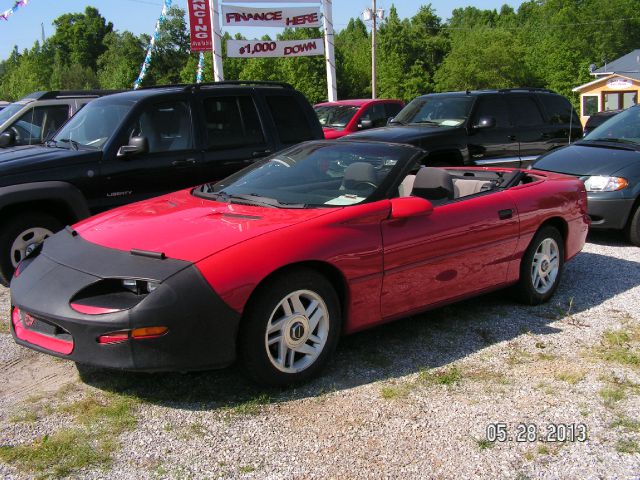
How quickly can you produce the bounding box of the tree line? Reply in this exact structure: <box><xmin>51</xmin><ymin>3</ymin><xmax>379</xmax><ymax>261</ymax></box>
<box><xmin>1</xmin><ymin>1</ymin><xmax>639</xmax><ymax>106</ymax></box>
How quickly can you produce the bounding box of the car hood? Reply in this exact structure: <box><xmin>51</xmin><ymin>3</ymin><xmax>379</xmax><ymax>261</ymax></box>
<box><xmin>533</xmin><ymin>143</ymin><xmax>640</xmax><ymax>176</ymax></box>
<box><xmin>344</xmin><ymin>124</ymin><xmax>453</xmax><ymax>145</ymax></box>
<box><xmin>74</xmin><ymin>189</ymin><xmax>335</xmax><ymax>263</ymax></box>
<box><xmin>0</xmin><ymin>145</ymin><xmax>96</xmax><ymax>179</ymax></box>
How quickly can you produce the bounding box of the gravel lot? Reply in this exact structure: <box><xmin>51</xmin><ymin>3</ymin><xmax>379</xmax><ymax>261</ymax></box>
<box><xmin>1</xmin><ymin>232</ymin><xmax>639</xmax><ymax>479</ymax></box>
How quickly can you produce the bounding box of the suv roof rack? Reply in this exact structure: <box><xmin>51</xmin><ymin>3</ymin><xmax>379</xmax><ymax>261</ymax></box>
<box><xmin>21</xmin><ymin>90</ymin><xmax>121</xmax><ymax>101</ymax></box>
<box><xmin>497</xmin><ymin>87</ymin><xmax>555</xmax><ymax>94</ymax></box>
<box><xmin>137</xmin><ymin>80</ymin><xmax>294</xmax><ymax>92</ymax></box>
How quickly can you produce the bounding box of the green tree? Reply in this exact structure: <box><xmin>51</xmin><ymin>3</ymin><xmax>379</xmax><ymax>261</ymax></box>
<box><xmin>48</xmin><ymin>7</ymin><xmax>113</xmax><ymax>71</ymax></box>
<box><xmin>97</xmin><ymin>31</ymin><xmax>146</xmax><ymax>89</ymax></box>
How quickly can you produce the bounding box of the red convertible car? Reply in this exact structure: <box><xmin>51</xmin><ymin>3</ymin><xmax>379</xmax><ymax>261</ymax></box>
<box><xmin>9</xmin><ymin>141</ymin><xmax>589</xmax><ymax>386</ymax></box>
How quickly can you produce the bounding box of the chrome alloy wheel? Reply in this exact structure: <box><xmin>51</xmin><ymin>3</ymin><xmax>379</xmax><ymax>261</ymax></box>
<box><xmin>531</xmin><ymin>237</ymin><xmax>560</xmax><ymax>295</ymax></box>
<box><xmin>265</xmin><ymin>289</ymin><xmax>330</xmax><ymax>373</ymax></box>
<box><xmin>10</xmin><ymin>227</ymin><xmax>53</xmax><ymax>267</ymax></box>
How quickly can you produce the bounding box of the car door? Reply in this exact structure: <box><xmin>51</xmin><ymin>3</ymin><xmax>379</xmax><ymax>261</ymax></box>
<box><xmin>197</xmin><ymin>92</ymin><xmax>275</xmax><ymax>182</ymax></box>
<box><xmin>467</xmin><ymin>95</ymin><xmax>520</xmax><ymax>167</ymax></box>
<box><xmin>380</xmin><ymin>191</ymin><xmax>519</xmax><ymax>319</ymax></box>
<box><xmin>98</xmin><ymin>96</ymin><xmax>201</xmax><ymax>210</ymax></box>
<box><xmin>507</xmin><ymin>95</ymin><xmax>548</xmax><ymax>165</ymax></box>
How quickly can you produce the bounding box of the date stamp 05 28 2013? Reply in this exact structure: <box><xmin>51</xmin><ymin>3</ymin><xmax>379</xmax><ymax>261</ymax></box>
<box><xmin>486</xmin><ymin>423</ymin><xmax>588</xmax><ymax>443</ymax></box>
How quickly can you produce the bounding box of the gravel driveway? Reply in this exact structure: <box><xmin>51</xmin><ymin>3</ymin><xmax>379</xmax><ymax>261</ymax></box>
<box><xmin>1</xmin><ymin>232</ymin><xmax>639</xmax><ymax>479</ymax></box>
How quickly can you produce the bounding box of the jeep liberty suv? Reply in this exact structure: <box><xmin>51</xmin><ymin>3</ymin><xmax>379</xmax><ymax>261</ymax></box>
<box><xmin>0</xmin><ymin>81</ymin><xmax>323</xmax><ymax>284</ymax></box>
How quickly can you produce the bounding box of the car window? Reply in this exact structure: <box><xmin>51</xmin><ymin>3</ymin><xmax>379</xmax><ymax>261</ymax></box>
<box><xmin>54</xmin><ymin>99</ymin><xmax>133</xmax><ymax>150</ymax></box>
<box><xmin>508</xmin><ymin>96</ymin><xmax>544</xmax><ymax>127</ymax></box>
<box><xmin>201</xmin><ymin>142</ymin><xmax>416</xmax><ymax>208</ymax></box>
<box><xmin>384</xmin><ymin>103</ymin><xmax>403</xmax><ymax>118</ymax></box>
<box><xmin>584</xmin><ymin>105</ymin><xmax>640</xmax><ymax>145</ymax></box>
<box><xmin>394</xmin><ymin>96</ymin><xmax>474</xmax><ymax>126</ymax></box>
<box><xmin>537</xmin><ymin>94</ymin><xmax>575</xmax><ymax>124</ymax></box>
<box><xmin>13</xmin><ymin>105</ymin><xmax>69</xmax><ymax>145</ymax></box>
<box><xmin>265</xmin><ymin>94</ymin><xmax>314</xmax><ymax>145</ymax></box>
<box><xmin>203</xmin><ymin>95</ymin><xmax>264</xmax><ymax>149</ymax></box>
<box><xmin>130</xmin><ymin>101</ymin><xmax>193</xmax><ymax>153</ymax></box>
<box><xmin>360</xmin><ymin>103</ymin><xmax>387</xmax><ymax>127</ymax></box>
<box><xmin>472</xmin><ymin>96</ymin><xmax>510</xmax><ymax>127</ymax></box>
<box><xmin>0</xmin><ymin>102</ymin><xmax>25</xmax><ymax>125</ymax></box>
<box><xmin>314</xmin><ymin>105</ymin><xmax>358</xmax><ymax>130</ymax></box>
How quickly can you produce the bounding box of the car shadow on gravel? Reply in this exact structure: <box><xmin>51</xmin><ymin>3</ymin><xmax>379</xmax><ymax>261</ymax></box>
<box><xmin>78</xmin><ymin>250</ymin><xmax>640</xmax><ymax>411</ymax></box>
<box><xmin>586</xmin><ymin>229</ymin><xmax>630</xmax><ymax>246</ymax></box>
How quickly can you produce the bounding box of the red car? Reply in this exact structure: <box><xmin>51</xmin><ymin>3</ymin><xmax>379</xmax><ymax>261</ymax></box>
<box><xmin>314</xmin><ymin>99</ymin><xmax>404</xmax><ymax>139</ymax></box>
<box><xmin>9</xmin><ymin>141</ymin><xmax>589</xmax><ymax>386</ymax></box>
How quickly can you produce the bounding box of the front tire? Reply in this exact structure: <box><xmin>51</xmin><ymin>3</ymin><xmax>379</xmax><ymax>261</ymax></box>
<box><xmin>239</xmin><ymin>269</ymin><xmax>341</xmax><ymax>387</ymax></box>
<box><xmin>514</xmin><ymin>226</ymin><xmax>564</xmax><ymax>305</ymax></box>
<box><xmin>626</xmin><ymin>204</ymin><xmax>640</xmax><ymax>246</ymax></box>
<box><xmin>0</xmin><ymin>212</ymin><xmax>62</xmax><ymax>286</ymax></box>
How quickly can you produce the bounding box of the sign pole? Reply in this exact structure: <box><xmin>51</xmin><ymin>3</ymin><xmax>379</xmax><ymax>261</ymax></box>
<box><xmin>322</xmin><ymin>0</ymin><xmax>337</xmax><ymax>101</ymax></box>
<box><xmin>210</xmin><ymin>0</ymin><xmax>224</xmax><ymax>81</ymax></box>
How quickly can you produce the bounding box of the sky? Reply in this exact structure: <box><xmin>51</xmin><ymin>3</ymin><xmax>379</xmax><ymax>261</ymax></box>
<box><xmin>0</xmin><ymin>0</ymin><xmax>525</xmax><ymax>59</ymax></box>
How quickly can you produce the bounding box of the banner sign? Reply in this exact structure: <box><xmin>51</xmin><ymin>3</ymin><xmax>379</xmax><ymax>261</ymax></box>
<box><xmin>227</xmin><ymin>38</ymin><xmax>324</xmax><ymax>58</ymax></box>
<box><xmin>607</xmin><ymin>77</ymin><xmax>633</xmax><ymax>89</ymax></box>
<box><xmin>187</xmin><ymin>0</ymin><xmax>213</xmax><ymax>51</ymax></box>
<box><xmin>222</xmin><ymin>5</ymin><xmax>321</xmax><ymax>27</ymax></box>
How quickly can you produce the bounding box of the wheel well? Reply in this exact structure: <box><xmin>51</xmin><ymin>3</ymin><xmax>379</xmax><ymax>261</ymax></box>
<box><xmin>244</xmin><ymin>261</ymin><xmax>348</xmax><ymax>319</ymax></box>
<box><xmin>538</xmin><ymin>216</ymin><xmax>568</xmax><ymax>256</ymax></box>
<box><xmin>0</xmin><ymin>200</ymin><xmax>78</xmax><ymax>226</ymax></box>
<box><xmin>624</xmin><ymin>194</ymin><xmax>640</xmax><ymax>230</ymax></box>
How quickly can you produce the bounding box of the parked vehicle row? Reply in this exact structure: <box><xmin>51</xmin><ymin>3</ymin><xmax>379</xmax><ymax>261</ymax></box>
<box><xmin>314</xmin><ymin>99</ymin><xmax>404</xmax><ymax>139</ymax></box>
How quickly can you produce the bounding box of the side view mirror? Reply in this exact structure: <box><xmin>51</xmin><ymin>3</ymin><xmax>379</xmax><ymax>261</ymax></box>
<box><xmin>359</xmin><ymin>119</ymin><xmax>374</xmax><ymax>129</ymax></box>
<box><xmin>386</xmin><ymin>116</ymin><xmax>396</xmax><ymax>126</ymax></box>
<box><xmin>117</xmin><ymin>136</ymin><xmax>148</xmax><ymax>158</ymax></box>
<box><xmin>0</xmin><ymin>130</ymin><xmax>16</xmax><ymax>148</ymax></box>
<box><xmin>390</xmin><ymin>196</ymin><xmax>433</xmax><ymax>219</ymax></box>
<box><xmin>472</xmin><ymin>116</ymin><xmax>496</xmax><ymax>130</ymax></box>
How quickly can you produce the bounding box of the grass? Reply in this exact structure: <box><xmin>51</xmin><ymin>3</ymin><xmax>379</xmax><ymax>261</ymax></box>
<box><xmin>0</xmin><ymin>392</ymin><xmax>139</xmax><ymax>477</ymax></box>
<box><xmin>9</xmin><ymin>410</ymin><xmax>39</xmax><ymax>424</ymax></box>
<box><xmin>554</xmin><ymin>368</ymin><xmax>587</xmax><ymax>385</ymax></box>
<box><xmin>475</xmin><ymin>438</ymin><xmax>494</xmax><ymax>450</ymax></box>
<box><xmin>228</xmin><ymin>394</ymin><xmax>271</xmax><ymax>415</ymax></box>
<box><xmin>506</xmin><ymin>347</ymin><xmax>533</xmax><ymax>366</ymax></box>
<box><xmin>0</xmin><ymin>320</ymin><xmax>9</xmax><ymax>334</ymax></box>
<box><xmin>616</xmin><ymin>439</ymin><xmax>640</xmax><ymax>454</ymax></box>
<box><xmin>418</xmin><ymin>366</ymin><xmax>462</xmax><ymax>386</ymax></box>
<box><xmin>380</xmin><ymin>384</ymin><xmax>411</xmax><ymax>400</ymax></box>
<box><xmin>239</xmin><ymin>465</ymin><xmax>256</xmax><ymax>473</ymax></box>
<box><xmin>594</xmin><ymin>326</ymin><xmax>640</xmax><ymax>368</ymax></box>
<box><xmin>599</xmin><ymin>386</ymin><xmax>626</xmax><ymax>408</ymax></box>
<box><xmin>465</xmin><ymin>367</ymin><xmax>509</xmax><ymax>384</ymax></box>
<box><xmin>611</xmin><ymin>415</ymin><xmax>640</xmax><ymax>432</ymax></box>
<box><xmin>0</xmin><ymin>429</ymin><xmax>113</xmax><ymax>478</ymax></box>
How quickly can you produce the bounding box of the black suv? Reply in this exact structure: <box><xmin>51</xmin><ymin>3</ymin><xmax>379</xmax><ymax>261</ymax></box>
<box><xmin>347</xmin><ymin>88</ymin><xmax>582</xmax><ymax>167</ymax></box>
<box><xmin>0</xmin><ymin>90</ymin><xmax>120</xmax><ymax>148</ymax></box>
<box><xmin>0</xmin><ymin>81</ymin><xmax>322</xmax><ymax>284</ymax></box>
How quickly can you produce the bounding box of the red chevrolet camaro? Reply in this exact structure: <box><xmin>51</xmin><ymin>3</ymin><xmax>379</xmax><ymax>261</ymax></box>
<box><xmin>9</xmin><ymin>140</ymin><xmax>589</xmax><ymax>386</ymax></box>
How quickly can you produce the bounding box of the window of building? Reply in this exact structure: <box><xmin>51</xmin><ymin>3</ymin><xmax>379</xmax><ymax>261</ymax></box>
<box><xmin>582</xmin><ymin>96</ymin><xmax>598</xmax><ymax>116</ymax></box>
<box><xmin>603</xmin><ymin>91</ymin><xmax>637</xmax><ymax>111</ymax></box>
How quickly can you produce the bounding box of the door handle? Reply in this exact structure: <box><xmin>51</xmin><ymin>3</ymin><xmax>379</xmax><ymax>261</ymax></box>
<box><xmin>172</xmin><ymin>158</ymin><xmax>196</xmax><ymax>167</ymax></box>
<box><xmin>498</xmin><ymin>209</ymin><xmax>513</xmax><ymax>220</ymax></box>
<box><xmin>252</xmin><ymin>149</ymin><xmax>272</xmax><ymax>158</ymax></box>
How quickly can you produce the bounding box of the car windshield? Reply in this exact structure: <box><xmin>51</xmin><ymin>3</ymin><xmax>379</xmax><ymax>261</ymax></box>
<box><xmin>314</xmin><ymin>105</ymin><xmax>359</xmax><ymax>130</ymax></box>
<box><xmin>197</xmin><ymin>142</ymin><xmax>416</xmax><ymax>208</ymax></box>
<box><xmin>582</xmin><ymin>106</ymin><xmax>640</xmax><ymax>146</ymax></box>
<box><xmin>52</xmin><ymin>98</ymin><xmax>134</xmax><ymax>150</ymax></box>
<box><xmin>393</xmin><ymin>96</ymin><xmax>474</xmax><ymax>127</ymax></box>
<box><xmin>0</xmin><ymin>102</ymin><xmax>25</xmax><ymax>125</ymax></box>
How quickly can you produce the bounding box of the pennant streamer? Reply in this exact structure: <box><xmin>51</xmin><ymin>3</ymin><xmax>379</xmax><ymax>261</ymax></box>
<box><xmin>133</xmin><ymin>0</ymin><xmax>172</xmax><ymax>90</ymax></box>
<box><xmin>1</xmin><ymin>0</ymin><xmax>30</xmax><ymax>22</ymax></box>
<box><xmin>196</xmin><ymin>52</ymin><xmax>204</xmax><ymax>83</ymax></box>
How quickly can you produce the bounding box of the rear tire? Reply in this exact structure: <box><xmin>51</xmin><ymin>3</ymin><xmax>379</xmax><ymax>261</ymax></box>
<box><xmin>626</xmin><ymin>204</ymin><xmax>640</xmax><ymax>246</ymax></box>
<box><xmin>0</xmin><ymin>211</ymin><xmax>62</xmax><ymax>286</ymax></box>
<box><xmin>514</xmin><ymin>226</ymin><xmax>564</xmax><ymax>305</ymax></box>
<box><xmin>239</xmin><ymin>269</ymin><xmax>341</xmax><ymax>387</ymax></box>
